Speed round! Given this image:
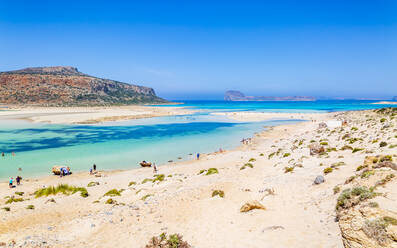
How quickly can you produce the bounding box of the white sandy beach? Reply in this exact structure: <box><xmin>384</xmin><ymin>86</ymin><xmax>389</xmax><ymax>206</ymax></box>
<box><xmin>0</xmin><ymin>106</ymin><xmax>195</xmax><ymax>124</ymax></box>
<box><xmin>0</xmin><ymin>108</ymin><xmax>396</xmax><ymax>247</ymax></box>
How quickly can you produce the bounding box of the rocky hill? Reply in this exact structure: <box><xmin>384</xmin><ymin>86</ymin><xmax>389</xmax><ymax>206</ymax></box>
<box><xmin>224</xmin><ymin>90</ymin><xmax>316</xmax><ymax>101</ymax></box>
<box><xmin>0</xmin><ymin>66</ymin><xmax>167</xmax><ymax>106</ymax></box>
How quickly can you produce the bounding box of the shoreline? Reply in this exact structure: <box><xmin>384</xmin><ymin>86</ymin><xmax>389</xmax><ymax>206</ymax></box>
<box><xmin>0</xmin><ymin>108</ymin><xmax>396</xmax><ymax>247</ymax></box>
<box><xmin>371</xmin><ymin>101</ymin><xmax>397</xmax><ymax>105</ymax></box>
<box><xmin>0</xmin><ymin>113</ymin><xmax>313</xmax><ymax>183</ymax></box>
<box><xmin>0</xmin><ymin>111</ymin><xmax>332</xmax><ymax>182</ymax></box>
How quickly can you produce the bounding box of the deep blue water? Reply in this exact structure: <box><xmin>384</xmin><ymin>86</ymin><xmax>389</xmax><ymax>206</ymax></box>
<box><xmin>159</xmin><ymin>100</ymin><xmax>394</xmax><ymax>112</ymax></box>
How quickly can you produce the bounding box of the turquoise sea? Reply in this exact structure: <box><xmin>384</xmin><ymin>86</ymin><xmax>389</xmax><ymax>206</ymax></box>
<box><xmin>0</xmin><ymin>100</ymin><xmax>394</xmax><ymax>180</ymax></box>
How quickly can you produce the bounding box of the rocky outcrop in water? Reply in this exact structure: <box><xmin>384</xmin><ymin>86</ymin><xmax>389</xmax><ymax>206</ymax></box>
<box><xmin>0</xmin><ymin>66</ymin><xmax>166</xmax><ymax>106</ymax></box>
<box><xmin>224</xmin><ymin>90</ymin><xmax>316</xmax><ymax>101</ymax></box>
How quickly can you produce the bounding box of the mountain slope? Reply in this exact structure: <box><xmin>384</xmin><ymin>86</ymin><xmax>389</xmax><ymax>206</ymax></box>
<box><xmin>0</xmin><ymin>66</ymin><xmax>167</xmax><ymax>106</ymax></box>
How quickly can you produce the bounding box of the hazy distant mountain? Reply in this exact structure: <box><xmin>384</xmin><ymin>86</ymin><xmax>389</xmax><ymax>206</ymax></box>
<box><xmin>0</xmin><ymin>66</ymin><xmax>167</xmax><ymax>106</ymax></box>
<box><xmin>393</xmin><ymin>96</ymin><xmax>397</xmax><ymax>101</ymax></box>
<box><xmin>224</xmin><ymin>90</ymin><xmax>316</xmax><ymax>101</ymax></box>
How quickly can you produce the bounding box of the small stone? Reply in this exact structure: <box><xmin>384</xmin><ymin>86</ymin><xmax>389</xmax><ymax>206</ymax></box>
<box><xmin>314</xmin><ymin>175</ymin><xmax>325</xmax><ymax>185</ymax></box>
<box><xmin>240</xmin><ymin>200</ymin><xmax>266</xmax><ymax>212</ymax></box>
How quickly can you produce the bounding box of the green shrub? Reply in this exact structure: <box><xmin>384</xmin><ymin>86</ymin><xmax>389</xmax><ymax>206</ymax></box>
<box><xmin>352</xmin><ymin>148</ymin><xmax>364</xmax><ymax>153</ymax></box>
<box><xmin>380</xmin><ymin>118</ymin><xmax>386</xmax><ymax>123</ymax></box>
<box><xmin>5</xmin><ymin>197</ymin><xmax>24</xmax><ymax>204</ymax></box>
<box><xmin>145</xmin><ymin>233</ymin><xmax>191</xmax><ymax>248</ymax></box>
<box><xmin>2</xmin><ymin>207</ymin><xmax>10</xmax><ymax>211</ymax></box>
<box><xmin>333</xmin><ymin>186</ymin><xmax>340</xmax><ymax>194</ymax></box>
<box><xmin>348</xmin><ymin>138</ymin><xmax>360</xmax><ymax>144</ymax></box>
<box><xmin>340</xmin><ymin>145</ymin><xmax>353</xmax><ymax>150</ymax></box>
<box><xmin>368</xmin><ymin>202</ymin><xmax>379</xmax><ymax>208</ymax></box>
<box><xmin>240</xmin><ymin>163</ymin><xmax>254</xmax><ymax>170</ymax></box>
<box><xmin>14</xmin><ymin>192</ymin><xmax>24</xmax><ymax>196</ymax></box>
<box><xmin>361</xmin><ymin>216</ymin><xmax>397</xmax><ymax>245</ymax></box>
<box><xmin>153</xmin><ymin>174</ymin><xmax>165</xmax><ymax>183</ymax></box>
<box><xmin>375</xmin><ymin>174</ymin><xmax>395</xmax><ymax>187</ymax></box>
<box><xmin>320</xmin><ymin>142</ymin><xmax>328</xmax><ymax>146</ymax></box>
<box><xmin>141</xmin><ymin>194</ymin><xmax>153</xmax><ymax>201</ymax></box>
<box><xmin>103</xmin><ymin>189</ymin><xmax>121</xmax><ymax>197</ymax></box>
<box><xmin>327</xmin><ymin>147</ymin><xmax>337</xmax><ymax>152</ymax></box>
<box><xmin>380</xmin><ymin>155</ymin><xmax>392</xmax><ymax>162</ymax></box>
<box><xmin>323</xmin><ymin>167</ymin><xmax>333</xmax><ymax>174</ymax></box>
<box><xmin>283</xmin><ymin>153</ymin><xmax>291</xmax><ymax>158</ymax></box>
<box><xmin>259</xmin><ymin>153</ymin><xmax>264</xmax><ymax>156</ymax></box>
<box><xmin>105</xmin><ymin>198</ymin><xmax>115</xmax><ymax>204</ymax></box>
<box><xmin>331</xmin><ymin>161</ymin><xmax>345</xmax><ymax>168</ymax></box>
<box><xmin>351</xmin><ymin>127</ymin><xmax>358</xmax><ymax>131</ymax></box>
<box><xmin>379</xmin><ymin>141</ymin><xmax>387</xmax><ymax>147</ymax></box>
<box><xmin>212</xmin><ymin>190</ymin><xmax>225</xmax><ymax>198</ymax></box>
<box><xmin>128</xmin><ymin>181</ymin><xmax>136</xmax><ymax>186</ymax></box>
<box><xmin>268</xmin><ymin>152</ymin><xmax>275</xmax><ymax>159</ymax></box>
<box><xmin>336</xmin><ymin>186</ymin><xmax>376</xmax><ymax>210</ymax></box>
<box><xmin>383</xmin><ymin>216</ymin><xmax>397</xmax><ymax>226</ymax></box>
<box><xmin>26</xmin><ymin>205</ymin><xmax>34</xmax><ymax>210</ymax></box>
<box><xmin>361</xmin><ymin>170</ymin><xmax>375</xmax><ymax>178</ymax></box>
<box><xmin>87</xmin><ymin>182</ymin><xmax>99</xmax><ymax>187</ymax></box>
<box><xmin>356</xmin><ymin>164</ymin><xmax>367</xmax><ymax>171</ymax></box>
<box><xmin>284</xmin><ymin>167</ymin><xmax>294</xmax><ymax>173</ymax></box>
<box><xmin>249</xmin><ymin>158</ymin><xmax>256</xmax><ymax>162</ymax></box>
<box><xmin>142</xmin><ymin>178</ymin><xmax>153</xmax><ymax>184</ymax></box>
<box><xmin>34</xmin><ymin>184</ymin><xmax>88</xmax><ymax>198</ymax></box>
<box><xmin>205</xmin><ymin>168</ymin><xmax>219</xmax><ymax>175</ymax></box>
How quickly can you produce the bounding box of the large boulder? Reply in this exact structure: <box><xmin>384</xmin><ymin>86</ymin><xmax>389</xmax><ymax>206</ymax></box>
<box><xmin>310</xmin><ymin>144</ymin><xmax>325</xmax><ymax>155</ymax></box>
<box><xmin>339</xmin><ymin>206</ymin><xmax>397</xmax><ymax>248</ymax></box>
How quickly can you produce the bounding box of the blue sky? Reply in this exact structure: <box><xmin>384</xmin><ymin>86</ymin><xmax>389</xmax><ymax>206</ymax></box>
<box><xmin>1</xmin><ymin>1</ymin><xmax>396</xmax><ymax>100</ymax></box>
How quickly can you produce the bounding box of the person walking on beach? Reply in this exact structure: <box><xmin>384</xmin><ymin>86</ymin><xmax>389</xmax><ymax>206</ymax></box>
<box><xmin>16</xmin><ymin>176</ymin><xmax>22</xmax><ymax>185</ymax></box>
<box><xmin>2</xmin><ymin>152</ymin><xmax>4</xmax><ymax>157</ymax></box>
<box><xmin>197</xmin><ymin>153</ymin><xmax>200</xmax><ymax>160</ymax></box>
<box><xmin>93</xmin><ymin>164</ymin><xmax>97</xmax><ymax>171</ymax></box>
<box><xmin>153</xmin><ymin>163</ymin><xmax>158</xmax><ymax>174</ymax></box>
<box><xmin>9</xmin><ymin>177</ymin><xmax>13</xmax><ymax>188</ymax></box>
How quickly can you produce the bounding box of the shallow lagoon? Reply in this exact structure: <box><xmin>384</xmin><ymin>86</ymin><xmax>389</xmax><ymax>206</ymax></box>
<box><xmin>1</xmin><ymin>100</ymin><xmax>395</xmax><ymax>180</ymax></box>
<box><xmin>0</xmin><ymin>113</ymin><xmax>299</xmax><ymax>180</ymax></box>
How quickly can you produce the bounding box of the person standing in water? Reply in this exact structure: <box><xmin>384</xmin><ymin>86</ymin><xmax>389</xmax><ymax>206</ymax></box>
<box><xmin>197</xmin><ymin>153</ymin><xmax>200</xmax><ymax>160</ymax></box>
<box><xmin>9</xmin><ymin>177</ymin><xmax>13</xmax><ymax>188</ymax></box>
<box><xmin>153</xmin><ymin>163</ymin><xmax>158</xmax><ymax>173</ymax></box>
<box><xmin>93</xmin><ymin>164</ymin><xmax>97</xmax><ymax>171</ymax></box>
<box><xmin>16</xmin><ymin>176</ymin><xmax>22</xmax><ymax>185</ymax></box>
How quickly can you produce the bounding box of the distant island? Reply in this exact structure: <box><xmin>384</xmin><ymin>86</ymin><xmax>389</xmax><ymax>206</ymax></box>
<box><xmin>224</xmin><ymin>90</ymin><xmax>316</xmax><ymax>101</ymax></box>
<box><xmin>393</xmin><ymin>96</ymin><xmax>397</xmax><ymax>101</ymax></box>
<box><xmin>0</xmin><ymin>66</ymin><xmax>167</xmax><ymax>106</ymax></box>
